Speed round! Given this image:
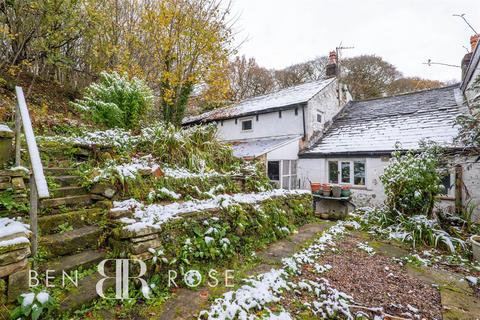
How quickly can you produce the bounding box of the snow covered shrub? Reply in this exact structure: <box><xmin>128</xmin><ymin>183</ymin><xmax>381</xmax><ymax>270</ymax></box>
<box><xmin>355</xmin><ymin>208</ymin><xmax>466</xmax><ymax>252</ymax></box>
<box><xmin>72</xmin><ymin>71</ymin><xmax>153</xmax><ymax>129</ymax></box>
<box><xmin>11</xmin><ymin>291</ymin><xmax>53</xmax><ymax>320</ymax></box>
<box><xmin>456</xmin><ymin>74</ymin><xmax>480</xmax><ymax>155</ymax></box>
<box><xmin>380</xmin><ymin>145</ymin><xmax>443</xmax><ymax>217</ymax></box>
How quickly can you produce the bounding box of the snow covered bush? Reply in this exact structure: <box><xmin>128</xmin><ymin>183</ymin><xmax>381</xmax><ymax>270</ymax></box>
<box><xmin>380</xmin><ymin>145</ymin><xmax>443</xmax><ymax>217</ymax></box>
<box><xmin>356</xmin><ymin>208</ymin><xmax>466</xmax><ymax>253</ymax></box>
<box><xmin>72</xmin><ymin>71</ymin><xmax>153</xmax><ymax>129</ymax></box>
<box><xmin>456</xmin><ymin>74</ymin><xmax>480</xmax><ymax>155</ymax></box>
<box><xmin>10</xmin><ymin>291</ymin><xmax>53</xmax><ymax>320</ymax></box>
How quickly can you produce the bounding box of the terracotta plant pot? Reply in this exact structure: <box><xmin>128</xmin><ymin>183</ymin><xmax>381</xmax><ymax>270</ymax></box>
<box><xmin>332</xmin><ymin>185</ymin><xmax>341</xmax><ymax>198</ymax></box>
<box><xmin>471</xmin><ymin>235</ymin><xmax>480</xmax><ymax>263</ymax></box>
<box><xmin>310</xmin><ymin>183</ymin><xmax>321</xmax><ymax>193</ymax></box>
<box><xmin>322</xmin><ymin>184</ymin><xmax>331</xmax><ymax>196</ymax></box>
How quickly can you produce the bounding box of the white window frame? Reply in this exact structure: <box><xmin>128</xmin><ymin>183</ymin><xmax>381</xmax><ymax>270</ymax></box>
<box><xmin>316</xmin><ymin>109</ymin><xmax>323</xmax><ymax>123</ymax></box>
<box><xmin>241</xmin><ymin>118</ymin><xmax>253</xmax><ymax>132</ymax></box>
<box><xmin>327</xmin><ymin>159</ymin><xmax>366</xmax><ymax>186</ymax></box>
<box><xmin>439</xmin><ymin>169</ymin><xmax>455</xmax><ymax>197</ymax></box>
<box><xmin>267</xmin><ymin>159</ymin><xmax>298</xmax><ymax>190</ymax></box>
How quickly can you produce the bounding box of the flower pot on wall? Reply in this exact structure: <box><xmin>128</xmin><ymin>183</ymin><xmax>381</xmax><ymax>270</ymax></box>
<box><xmin>332</xmin><ymin>185</ymin><xmax>341</xmax><ymax>198</ymax></box>
<box><xmin>322</xmin><ymin>184</ymin><xmax>331</xmax><ymax>197</ymax></box>
<box><xmin>310</xmin><ymin>183</ymin><xmax>321</xmax><ymax>193</ymax></box>
<box><xmin>471</xmin><ymin>235</ymin><xmax>480</xmax><ymax>263</ymax></box>
<box><xmin>341</xmin><ymin>185</ymin><xmax>351</xmax><ymax>198</ymax></box>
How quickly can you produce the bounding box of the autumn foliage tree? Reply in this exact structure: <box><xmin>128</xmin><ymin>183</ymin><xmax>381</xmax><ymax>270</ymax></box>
<box><xmin>227</xmin><ymin>56</ymin><xmax>274</xmax><ymax>102</ymax></box>
<box><xmin>0</xmin><ymin>0</ymin><xmax>234</xmax><ymax>126</ymax></box>
<box><xmin>388</xmin><ymin>77</ymin><xmax>444</xmax><ymax>95</ymax></box>
<box><xmin>340</xmin><ymin>55</ymin><xmax>401</xmax><ymax>99</ymax></box>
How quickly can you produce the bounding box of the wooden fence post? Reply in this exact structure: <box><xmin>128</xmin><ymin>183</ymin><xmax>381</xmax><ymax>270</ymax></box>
<box><xmin>15</xmin><ymin>103</ymin><xmax>22</xmax><ymax>166</ymax></box>
<box><xmin>455</xmin><ymin>164</ymin><xmax>463</xmax><ymax>214</ymax></box>
<box><xmin>29</xmin><ymin>174</ymin><xmax>38</xmax><ymax>263</ymax></box>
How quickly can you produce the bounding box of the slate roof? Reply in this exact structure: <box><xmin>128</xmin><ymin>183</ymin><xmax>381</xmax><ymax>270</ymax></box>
<box><xmin>301</xmin><ymin>85</ymin><xmax>465</xmax><ymax>157</ymax></box>
<box><xmin>183</xmin><ymin>78</ymin><xmax>335</xmax><ymax>125</ymax></box>
<box><xmin>230</xmin><ymin>135</ymin><xmax>302</xmax><ymax>159</ymax></box>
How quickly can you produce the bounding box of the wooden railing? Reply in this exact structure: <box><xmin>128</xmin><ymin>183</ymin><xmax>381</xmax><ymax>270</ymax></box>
<box><xmin>14</xmin><ymin>86</ymin><xmax>49</xmax><ymax>258</ymax></box>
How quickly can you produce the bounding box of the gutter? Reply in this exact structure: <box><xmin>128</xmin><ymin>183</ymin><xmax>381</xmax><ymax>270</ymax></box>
<box><xmin>183</xmin><ymin>102</ymin><xmax>308</xmax><ymax>126</ymax></box>
<box><xmin>301</xmin><ymin>104</ymin><xmax>306</xmax><ymax>140</ymax></box>
<box><xmin>298</xmin><ymin>146</ymin><xmax>474</xmax><ymax>159</ymax></box>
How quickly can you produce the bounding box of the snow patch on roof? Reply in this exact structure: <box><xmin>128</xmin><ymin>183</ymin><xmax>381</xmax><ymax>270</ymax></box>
<box><xmin>303</xmin><ymin>85</ymin><xmax>465</xmax><ymax>155</ymax></box>
<box><xmin>230</xmin><ymin>135</ymin><xmax>302</xmax><ymax>158</ymax></box>
<box><xmin>184</xmin><ymin>78</ymin><xmax>335</xmax><ymax>124</ymax></box>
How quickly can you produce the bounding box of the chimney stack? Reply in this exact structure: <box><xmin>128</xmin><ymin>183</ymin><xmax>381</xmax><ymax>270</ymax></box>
<box><xmin>325</xmin><ymin>50</ymin><xmax>338</xmax><ymax>78</ymax></box>
<box><xmin>462</xmin><ymin>34</ymin><xmax>479</xmax><ymax>79</ymax></box>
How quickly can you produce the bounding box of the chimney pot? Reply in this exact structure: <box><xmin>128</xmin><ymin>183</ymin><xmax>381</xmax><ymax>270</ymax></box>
<box><xmin>471</xmin><ymin>34</ymin><xmax>479</xmax><ymax>51</ymax></box>
<box><xmin>326</xmin><ymin>50</ymin><xmax>338</xmax><ymax>78</ymax></box>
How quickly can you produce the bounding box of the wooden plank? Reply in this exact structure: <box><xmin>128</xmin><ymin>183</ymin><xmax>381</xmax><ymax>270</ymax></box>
<box><xmin>29</xmin><ymin>174</ymin><xmax>38</xmax><ymax>260</ymax></box>
<box><xmin>15</xmin><ymin>103</ymin><xmax>22</xmax><ymax>166</ymax></box>
<box><xmin>455</xmin><ymin>164</ymin><xmax>463</xmax><ymax>214</ymax></box>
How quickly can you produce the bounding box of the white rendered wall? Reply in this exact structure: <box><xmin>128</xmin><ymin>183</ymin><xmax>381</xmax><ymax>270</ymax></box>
<box><xmin>266</xmin><ymin>138</ymin><xmax>301</xmax><ymax>160</ymax></box>
<box><xmin>298</xmin><ymin>156</ymin><xmax>388</xmax><ymax>207</ymax></box>
<box><xmin>305</xmin><ymin>80</ymin><xmax>343</xmax><ymax>140</ymax></box>
<box><xmin>214</xmin><ymin>108</ymin><xmax>304</xmax><ymax>141</ymax></box>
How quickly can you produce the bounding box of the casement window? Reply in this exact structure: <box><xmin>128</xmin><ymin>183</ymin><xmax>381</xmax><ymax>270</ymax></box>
<box><xmin>267</xmin><ymin>160</ymin><xmax>297</xmax><ymax>190</ymax></box>
<box><xmin>328</xmin><ymin>160</ymin><xmax>366</xmax><ymax>186</ymax></box>
<box><xmin>241</xmin><ymin>119</ymin><xmax>253</xmax><ymax>131</ymax></box>
<box><xmin>439</xmin><ymin>170</ymin><xmax>454</xmax><ymax>196</ymax></box>
<box><xmin>317</xmin><ymin>113</ymin><xmax>322</xmax><ymax>123</ymax></box>
<box><xmin>267</xmin><ymin>161</ymin><xmax>280</xmax><ymax>188</ymax></box>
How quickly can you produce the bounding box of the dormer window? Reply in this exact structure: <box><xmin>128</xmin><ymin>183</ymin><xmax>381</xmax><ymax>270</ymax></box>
<box><xmin>241</xmin><ymin>119</ymin><xmax>253</xmax><ymax>131</ymax></box>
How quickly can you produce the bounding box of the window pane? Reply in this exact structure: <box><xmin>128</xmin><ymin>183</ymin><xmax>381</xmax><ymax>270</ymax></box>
<box><xmin>242</xmin><ymin>120</ymin><xmax>252</xmax><ymax>131</ymax></box>
<box><xmin>291</xmin><ymin>160</ymin><xmax>297</xmax><ymax>175</ymax></box>
<box><xmin>282</xmin><ymin>176</ymin><xmax>290</xmax><ymax>189</ymax></box>
<box><xmin>440</xmin><ymin>173</ymin><xmax>451</xmax><ymax>195</ymax></box>
<box><xmin>328</xmin><ymin>161</ymin><xmax>338</xmax><ymax>183</ymax></box>
<box><xmin>283</xmin><ymin>160</ymin><xmax>290</xmax><ymax>175</ymax></box>
<box><xmin>317</xmin><ymin>113</ymin><xmax>322</xmax><ymax>122</ymax></box>
<box><xmin>267</xmin><ymin>161</ymin><xmax>280</xmax><ymax>181</ymax></box>
<box><xmin>290</xmin><ymin>175</ymin><xmax>297</xmax><ymax>189</ymax></box>
<box><xmin>354</xmin><ymin>161</ymin><xmax>365</xmax><ymax>185</ymax></box>
<box><xmin>341</xmin><ymin>162</ymin><xmax>350</xmax><ymax>183</ymax></box>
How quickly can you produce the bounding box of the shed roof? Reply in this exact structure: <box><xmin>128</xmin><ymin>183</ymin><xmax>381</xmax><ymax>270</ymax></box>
<box><xmin>300</xmin><ymin>85</ymin><xmax>465</xmax><ymax>157</ymax></box>
<box><xmin>230</xmin><ymin>135</ymin><xmax>301</xmax><ymax>159</ymax></box>
<box><xmin>183</xmin><ymin>78</ymin><xmax>335</xmax><ymax>125</ymax></box>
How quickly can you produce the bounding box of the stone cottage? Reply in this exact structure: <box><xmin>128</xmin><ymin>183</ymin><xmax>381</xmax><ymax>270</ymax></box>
<box><xmin>298</xmin><ymin>35</ymin><xmax>480</xmax><ymax>218</ymax></box>
<box><xmin>183</xmin><ymin>52</ymin><xmax>351</xmax><ymax>189</ymax></box>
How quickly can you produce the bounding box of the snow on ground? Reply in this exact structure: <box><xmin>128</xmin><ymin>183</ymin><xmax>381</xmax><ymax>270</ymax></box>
<box><xmin>114</xmin><ymin>189</ymin><xmax>310</xmax><ymax>232</ymax></box>
<box><xmin>198</xmin><ymin>221</ymin><xmax>365</xmax><ymax>320</ymax></box>
<box><xmin>93</xmin><ymin>155</ymin><xmax>160</xmax><ymax>182</ymax></box>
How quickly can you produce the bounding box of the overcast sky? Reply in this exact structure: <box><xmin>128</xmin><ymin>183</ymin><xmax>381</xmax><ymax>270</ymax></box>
<box><xmin>231</xmin><ymin>0</ymin><xmax>480</xmax><ymax>82</ymax></box>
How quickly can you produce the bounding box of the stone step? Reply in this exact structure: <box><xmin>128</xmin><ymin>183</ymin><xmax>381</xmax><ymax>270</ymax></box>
<box><xmin>40</xmin><ymin>194</ymin><xmax>92</xmax><ymax>209</ymax></box>
<box><xmin>52</xmin><ymin>175</ymin><xmax>80</xmax><ymax>187</ymax></box>
<box><xmin>39</xmin><ymin>249</ymin><xmax>107</xmax><ymax>276</ymax></box>
<box><xmin>45</xmin><ymin>167</ymin><xmax>75</xmax><ymax>176</ymax></box>
<box><xmin>59</xmin><ymin>267</ymin><xmax>115</xmax><ymax>312</ymax></box>
<box><xmin>38</xmin><ymin>208</ymin><xmax>104</xmax><ymax>234</ymax></box>
<box><xmin>40</xmin><ymin>225</ymin><xmax>103</xmax><ymax>257</ymax></box>
<box><xmin>51</xmin><ymin>186</ymin><xmax>87</xmax><ymax>198</ymax></box>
